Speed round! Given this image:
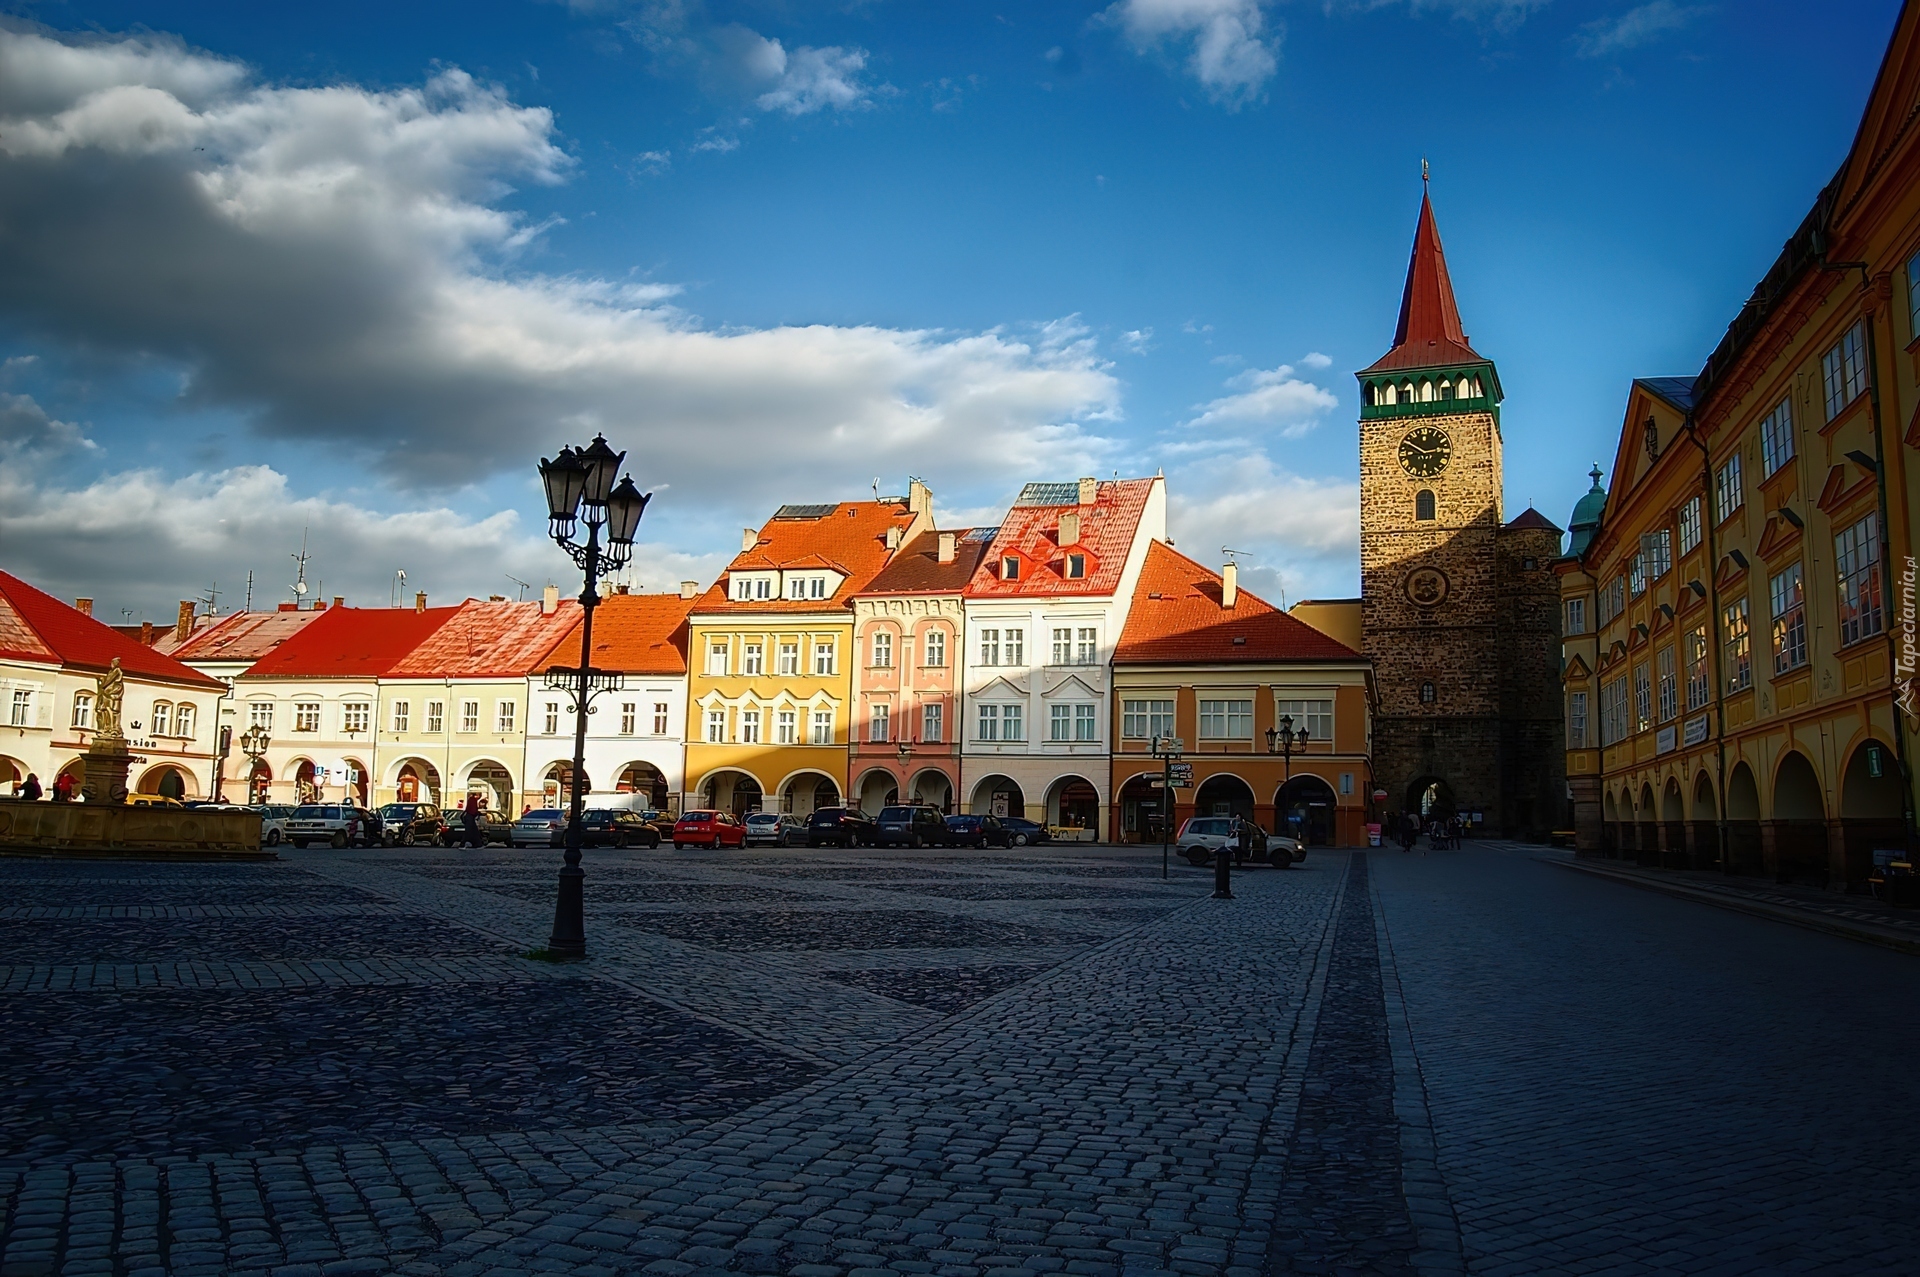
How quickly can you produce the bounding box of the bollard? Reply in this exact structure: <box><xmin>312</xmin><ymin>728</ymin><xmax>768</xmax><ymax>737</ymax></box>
<box><xmin>1212</xmin><ymin>846</ymin><xmax>1233</xmax><ymax>899</ymax></box>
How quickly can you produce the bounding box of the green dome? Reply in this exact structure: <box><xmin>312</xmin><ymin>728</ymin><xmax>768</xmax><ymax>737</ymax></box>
<box><xmin>1565</xmin><ymin>465</ymin><xmax>1607</xmax><ymax>559</ymax></box>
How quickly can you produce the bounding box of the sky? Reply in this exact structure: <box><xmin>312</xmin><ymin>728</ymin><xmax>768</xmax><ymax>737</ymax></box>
<box><xmin>0</xmin><ymin>0</ymin><xmax>1904</xmax><ymax>620</ymax></box>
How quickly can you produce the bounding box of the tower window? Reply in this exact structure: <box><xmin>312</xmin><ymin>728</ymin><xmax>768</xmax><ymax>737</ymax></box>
<box><xmin>1415</xmin><ymin>489</ymin><xmax>1436</xmax><ymax>521</ymax></box>
<box><xmin>1402</xmin><ymin>381</ymin><xmax>1416</xmax><ymax>403</ymax></box>
<box><xmin>1365</xmin><ymin>383</ymin><xmax>1377</xmax><ymax>406</ymax></box>
<box><xmin>1439</xmin><ymin>379</ymin><xmax>1453</xmax><ymax>400</ymax></box>
<box><xmin>1420</xmin><ymin>681</ymin><xmax>1437</xmax><ymax>704</ymax></box>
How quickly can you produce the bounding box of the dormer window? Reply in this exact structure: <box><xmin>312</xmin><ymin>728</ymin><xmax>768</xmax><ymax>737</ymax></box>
<box><xmin>1066</xmin><ymin>554</ymin><xmax>1086</xmax><ymax>579</ymax></box>
<box><xmin>1003</xmin><ymin>556</ymin><xmax>1021</xmax><ymax>581</ymax></box>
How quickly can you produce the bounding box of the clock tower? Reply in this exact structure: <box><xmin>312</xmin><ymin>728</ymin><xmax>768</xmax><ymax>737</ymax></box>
<box><xmin>1357</xmin><ymin>191</ymin><xmax>1564</xmax><ymax>836</ymax></box>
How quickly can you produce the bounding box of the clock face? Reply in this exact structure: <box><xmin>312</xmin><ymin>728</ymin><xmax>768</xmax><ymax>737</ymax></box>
<box><xmin>1398</xmin><ymin>426</ymin><xmax>1452</xmax><ymax>477</ymax></box>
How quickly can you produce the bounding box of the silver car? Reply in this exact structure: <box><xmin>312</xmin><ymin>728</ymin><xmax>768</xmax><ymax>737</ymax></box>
<box><xmin>743</xmin><ymin>812</ymin><xmax>805</xmax><ymax>846</ymax></box>
<box><xmin>1176</xmin><ymin>816</ymin><xmax>1302</xmax><ymax>868</ymax></box>
<box><xmin>511</xmin><ymin>808</ymin><xmax>568</xmax><ymax>848</ymax></box>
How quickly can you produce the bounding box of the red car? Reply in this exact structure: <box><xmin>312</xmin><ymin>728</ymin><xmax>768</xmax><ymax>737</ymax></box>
<box><xmin>672</xmin><ymin>809</ymin><xmax>747</xmax><ymax>849</ymax></box>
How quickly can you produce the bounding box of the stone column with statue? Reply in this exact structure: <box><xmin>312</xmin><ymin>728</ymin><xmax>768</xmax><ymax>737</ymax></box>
<box><xmin>82</xmin><ymin>657</ymin><xmax>133</xmax><ymax>804</ymax></box>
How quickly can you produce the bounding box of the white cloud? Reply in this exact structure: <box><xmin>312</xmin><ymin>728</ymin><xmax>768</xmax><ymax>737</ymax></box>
<box><xmin>1573</xmin><ymin>2</ymin><xmax>1704</xmax><ymax>58</ymax></box>
<box><xmin>1165</xmin><ymin>451</ymin><xmax>1359</xmax><ymax>604</ymax></box>
<box><xmin>1102</xmin><ymin>0</ymin><xmax>1280</xmax><ymax>108</ymax></box>
<box><xmin>1327</xmin><ymin>0</ymin><xmax>1552</xmax><ymax>33</ymax></box>
<box><xmin>1300</xmin><ymin>351</ymin><xmax>1332</xmax><ymax>369</ymax></box>
<box><xmin>753</xmin><ymin>42</ymin><xmax>873</xmax><ymax>115</ymax></box>
<box><xmin>1183</xmin><ymin>363</ymin><xmax>1338</xmax><ymax>437</ymax></box>
<box><xmin>1119</xmin><ymin>328</ymin><xmax>1154</xmax><ymax>355</ymax></box>
<box><xmin>0</xmin><ymin>390</ymin><xmax>96</xmax><ymax>461</ymax></box>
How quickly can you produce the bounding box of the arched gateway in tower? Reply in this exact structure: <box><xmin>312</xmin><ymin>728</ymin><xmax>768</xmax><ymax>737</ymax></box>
<box><xmin>1356</xmin><ymin>190</ymin><xmax>1566</xmax><ymax>839</ymax></box>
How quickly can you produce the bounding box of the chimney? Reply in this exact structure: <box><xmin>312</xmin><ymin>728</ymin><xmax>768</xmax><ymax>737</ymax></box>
<box><xmin>313</xmin><ymin>599</ymin><xmax>328</xmax><ymax>611</ymax></box>
<box><xmin>742</xmin><ymin>527</ymin><xmax>757</xmax><ymax>552</ymax></box>
<box><xmin>615</xmin><ymin>584</ymin><xmax>631</xmax><ymax>594</ymax></box>
<box><xmin>680</xmin><ymin>580</ymin><xmax>699</xmax><ymax>599</ymax></box>
<box><xmin>331</xmin><ymin>596</ymin><xmax>344</xmax><ymax>611</ymax></box>
<box><xmin>908</xmin><ymin>478</ymin><xmax>933</xmax><ymax>516</ymax></box>
<box><xmin>1058</xmin><ymin>511</ymin><xmax>1081</xmax><ymax>546</ymax></box>
<box><xmin>1222</xmin><ymin>562</ymin><xmax>1238</xmax><ymax>610</ymax></box>
<box><xmin>74</xmin><ymin>598</ymin><xmax>92</xmax><ymax>617</ymax></box>
<box><xmin>886</xmin><ymin>526</ymin><xmax>903</xmax><ymax>551</ymax></box>
<box><xmin>938</xmin><ymin>532</ymin><xmax>957</xmax><ymax>564</ymax></box>
<box><xmin>176</xmin><ymin>600</ymin><xmax>195</xmax><ymax>643</ymax></box>
<box><xmin>140</xmin><ymin>621</ymin><xmax>155</xmax><ymax>646</ymax></box>
<box><xmin>278</xmin><ymin>601</ymin><xmax>299</xmax><ymax>613</ymax></box>
<box><xmin>1078</xmin><ymin>476</ymin><xmax>1097</xmax><ymax>506</ymax></box>
<box><xmin>542</xmin><ymin>584</ymin><xmax>560</xmax><ymax>615</ymax></box>
<box><xmin>488</xmin><ymin>593</ymin><xmax>506</xmax><ymax>603</ymax></box>
<box><xmin>414</xmin><ymin>591</ymin><xmax>428</xmax><ymax>612</ymax></box>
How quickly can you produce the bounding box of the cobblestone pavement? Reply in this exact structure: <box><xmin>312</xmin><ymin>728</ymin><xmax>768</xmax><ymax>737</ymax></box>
<box><xmin>5</xmin><ymin>842</ymin><xmax>1918</xmax><ymax>1276</ymax></box>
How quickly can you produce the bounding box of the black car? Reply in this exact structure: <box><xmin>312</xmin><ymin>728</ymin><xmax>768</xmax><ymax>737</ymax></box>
<box><xmin>439</xmin><ymin>808</ymin><xmax>512</xmax><ymax>846</ymax></box>
<box><xmin>379</xmin><ymin>802</ymin><xmax>446</xmax><ymax>846</ymax></box>
<box><xmin>806</xmin><ymin>806</ymin><xmax>877</xmax><ymax>847</ymax></box>
<box><xmin>944</xmin><ymin>813</ymin><xmax>1011</xmax><ymax>848</ymax></box>
<box><xmin>998</xmin><ymin>817</ymin><xmax>1050</xmax><ymax>847</ymax></box>
<box><xmin>579</xmin><ymin>808</ymin><xmax>662</xmax><ymax>848</ymax></box>
<box><xmin>875</xmin><ymin>805</ymin><xmax>950</xmax><ymax>848</ymax></box>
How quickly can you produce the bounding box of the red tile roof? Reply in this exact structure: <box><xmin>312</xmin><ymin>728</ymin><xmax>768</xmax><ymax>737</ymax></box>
<box><xmin>387</xmin><ymin>599</ymin><xmax>584</xmax><ymax>679</ymax></box>
<box><xmin>696</xmin><ymin>501</ymin><xmax>921</xmax><ymax>613</ymax></box>
<box><xmin>0</xmin><ymin>570</ymin><xmax>224</xmax><ymax>688</ymax></box>
<box><xmin>1115</xmin><ymin>543</ymin><xmax>1361</xmax><ymax>664</ymax></box>
<box><xmin>538</xmin><ymin>593</ymin><xmax>693</xmax><ymax>676</ymax></box>
<box><xmin>966</xmin><ymin>480</ymin><xmax>1155</xmax><ymax>599</ymax></box>
<box><xmin>1362</xmin><ymin>192</ymin><xmax>1485</xmax><ymax>375</ymax></box>
<box><xmin>162</xmin><ymin>608</ymin><xmax>329</xmax><ymax>663</ymax></box>
<box><xmin>854</xmin><ymin>529</ymin><xmax>991</xmax><ymax>595</ymax></box>
<box><xmin>241</xmin><ymin>605</ymin><xmax>462</xmax><ymax>678</ymax></box>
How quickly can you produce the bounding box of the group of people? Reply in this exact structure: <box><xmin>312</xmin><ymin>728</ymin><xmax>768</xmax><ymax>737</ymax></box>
<box><xmin>7</xmin><ymin>772</ymin><xmax>79</xmax><ymax>802</ymax></box>
<box><xmin>1395</xmin><ymin>810</ymin><xmax>1466</xmax><ymax>851</ymax></box>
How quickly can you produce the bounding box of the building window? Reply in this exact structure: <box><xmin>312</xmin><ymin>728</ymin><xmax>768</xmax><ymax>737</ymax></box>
<box><xmin>459</xmin><ymin>700</ymin><xmax>478</xmax><ymax>733</ymax></box>
<box><xmin>977</xmin><ymin>703</ymin><xmax>999</xmax><ymax>741</ymax></box>
<box><xmin>295</xmin><ymin>701</ymin><xmax>321</xmax><ymax>733</ymax></box>
<box><xmin>1770</xmin><ymin>563</ymin><xmax>1807</xmax><ymax>674</ymax></box>
<box><xmin>1076</xmin><ymin>627</ymin><xmax>1097</xmax><ymax>664</ymax></box>
<box><xmin>706</xmin><ymin>640</ymin><xmax>729</xmax><ymax>677</ymax></box>
<box><xmin>810</xmin><ymin>708</ymin><xmax>834</xmax><ymax>745</ymax></box>
<box><xmin>618</xmin><ymin>702</ymin><xmax>634</xmax><ymax>735</ymax></box>
<box><xmin>425</xmin><ymin>701</ymin><xmax>444</xmax><ymax>734</ymax></box>
<box><xmin>1601</xmin><ymin>677</ymin><xmax>1628</xmax><ymax>745</ymax></box>
<box><xmin>1067</xmin><ymin>554</ymin><xmax>1086</xmax><ymax>579</ymax></box>
<box><xmin>1002</xmin><ymin>556</ymin><xmax>1021</xmax><ymax>580</ymax></box>
<box><xmin>1685</xmin><ymin>625</ymin><xmax>1709</xmax><ymax>712</ymax></box>
<box><xmin>1415</xmin><ymin>489</ymin><xmax>1435</xmax><ymax>521</ymax></box>
<box><xmin>1199</xmin><ymin>699</ymin><xmax>1254</xmax><ymax>740</ymax></box>
<box><xmin>8</xmin><ymin>689</ymin><xmax>29</xmax><ymax>727</ymax></box>
<box><xmin>1050</xmin><ymin>703</ymin><xmax>1073</xmax><ymax>741</ymax></box>
<box><xmin>1002</xmin><ymin>704</ymin><xmax>1024</xmax><ymax>741</ymax></box>
<box><xmin>1629</xmin><ymin>552</ymin><xmax>1647</xmax><ymax>598</ymax></box>
<box><xmin>1075</xmin><ymin>703</ymin><xmax>1097</xmax><ymax>741</ymax></box>
<box><xmin>1678</xmin><ymin>496</ymin><xmax>1702</xmax><ymax>556</ymax></box>
<box><xmin>152</xmin><ymin>702</ymin><xmax>171</xmax><ymax>737</ymax></box>
<box><xmin>810</xmin><ymin>576</ymin><xmax>827</xmax><ymax>600</ymax></box>
<box><xmin>1759</xmin><ymin>396</ymin><xmax>1795</xmax><ymax>476</ymax></box>
<box><xmin>392</xmin><ymin>701</ymin><xmax>411</xmax><ymax>733</ymax></box>
<box><xmin>786</xmin><ymin>576</ymin><xmax>804</xmax><ymax>600</ymax></box>
<box><xmin>923</xmin><ymin>702</ymin><xmax>944</xmax><ymax>743</ymax></box>
<box><xmin>544</xmin><ymin>701</ymin><xmax>562</xmax><ymax>735</ymax></box>
<box><xmin>1633</xmin><ymin>663</ymin><xmax>1651</xmax><ymax>733</ymax></box>
<box><xmin>778</xmin><ymin>642</ymin><xmax>799</xmax><ymax>675</ymax></box>
<box><xmin>1823</xmin><ymin>322</ymin><xmax>1868</xmax><ymax>420</ymax></box>
<box><xmin>1565</xmin><ymin>597</ymin><xmax>1587</xmax><ymax>636</ymax></box>
<box><xmin>494</xmin><ymin>701</ymin><xmax>515</xmax><ymax>733</ymax></box>
<box><xmin>250</xmin><ymin>701</ymin><xmax>274</xmax><ymax>730</ymax></box>
<box><xmin>706</xmin><ymin>708</ymin><xmax>726</xmax><ymax>742</ymax></box>
<box><xmin>1419</xmin><ymin>682</ymin><xmax>1436</xmax><ymax>704</ymax></box>
<box><xmin>925</xmin><ymin>630</ymin><xmax>946</xmax><ymax>667</ymax></box>
<box><xmin>1714</xmin><ymin>454</ymin><xmax>1743</xmax><ymax>523</ymax></box>
<box><xmin>776</xmin><ymin>709</ymin><xmax>797</xmax><ymax>744</ymax></box>
<box><xmin>1052</xmin><ymin>627</ymin><xmax>1072</xmax><ymax>665</ymax></box>
<box><xmin>1568</xmin><ymin>691</ymin><xmax>1588</xmax><ymax>749</ymax></box>
<box><xmin>998</xmin><ymin>628</ymin><xmax>1022</xmax><ymax>665</ymax></box>
<box><xmin>341</xmin><ymin>702</ymin><xmax>369</xmax><ymax>734</ymax></box>
<box><xmin>1642</xmin><ymin>530</ymin><xmax>1671</xmax><ymax>581</ymax></box>
<box><xmin>870</xmin><ymin>703</ymin><xmax>889</xmax><ymax>743</ymax></box>
<box><xmin>1123</xmin><ymin>699</ymin><xmax>1175</xmax><ymax>740</ymax></box>
<box><xmin>1836</xmin><ymin>514</ymin><xmax>1884</xmax><ymax>645</ymax></box>
<box><xmin>174</xmin><ymin>705</ymin><xmax>195</xmax><ymax>739</ymax></box>
<box><xmin>813</xmin><ymin>641</ymin><xmax>835</xmax><ymax>675</ymax></box>
<box><xmin>979</xmin><ymin>629</ymin><xmax>1000</xmax><ymax>666</ymax></box>
<box><xmin>1656</xmin><ymin>647</ymin><xmax>1677</xmax><ymax>723</ymax></box>
<box><xmin>741</xmin><ymin>707</ymin><xmax>762</xmax><ymax>743</ymax></box>
<box><xmin>1723</xmin><ymin>598</ymin><xmax>1752</xmax><ymax>693</ymax></box>
<box><xmin>1276</xmin><ymin>699</ymin><xmax>1334</xmax><ymax>741</ymax></box>
<box><xmin>653</xmin><ymin>702</ymin><xmax>669</xmax><ymax>735</ymax></box>
<box><xmin>871</xmin><ymin>632</ymin><xmax>892</xmax><ymax>668</ymax></box>
<box><xmin>743</xmin><ymin>643</ymin><xmax>764</xmax><ymax>676</ymax></box>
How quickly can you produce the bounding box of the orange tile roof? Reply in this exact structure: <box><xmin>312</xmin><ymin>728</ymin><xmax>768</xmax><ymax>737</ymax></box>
<box><xmin>387</xmin><ymin>598</ymin><xmax>584</xmax><ymax>679</ymax></box>
<box><xmin>0</xmin><ymin>570</ymin><xmax>223</xmax><ymax>688</ymax></box>
<box><xmin>538</xmin><ymin>592</ymin><xmax>693</xmax><ymax>676</ymax></box>
<box><xmin>854</xmin><ymin>529</ymin><xmax>991</xmax><ymax>595</ymax></box>
<box><xmin>162</xmin><ymin>608</ymin><xmax>329</xmax><ymax>663</ymax></box>
<box><xmin>241</xmin><ymin>606</ymin><xmax>463</xmax><ymax>678</ymax></box>
<box><xmin>695</xmin><ymin>500</ymin><xmax>920</xmax><ymax>613</ymax></box>
<box><xmin>965</xmin><ymin>479</ymin><xmax>1155</xmax><ymax>599</ymax></box>
<box><xmin>1115</xmin><ymin>543</ymin><xmax>1361</xmax><ymax>664</ymax></box>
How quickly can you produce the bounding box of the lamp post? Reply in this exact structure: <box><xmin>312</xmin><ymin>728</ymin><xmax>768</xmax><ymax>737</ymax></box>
<box><xmin>238</xmin><ymin>724</ymin><xmax>271</xmax><ymax>804</ymax></box>
<box><xmin>1265</xmin><ymin>715</ymin><xmax>1309</xmax><ymax>781</ymax></box>
<box><xmin>538</xmin><ymin>435</ymin><xmax>650</xmax><ymax>959</ymax></box>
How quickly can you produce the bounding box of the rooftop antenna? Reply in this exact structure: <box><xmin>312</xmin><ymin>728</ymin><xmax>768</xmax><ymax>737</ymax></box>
<box><xmin>290</xmin><ymin>528</ymin><xmax>311</xmax><ymax>606</ymax></box>
<box><xmin>197</xmin><ymin>582</ymin><xmax>221</xmax><ymax>619</ymax></box>
<box><xmin>505</xmin><ymin>574</ymin><xmax>532</xmax><ymax>601</ymax></box>
<box><xmin>871</xmin><ymin>477</ymin><xmax>880</xmax><ymax>503</ymax></box>
<box><xmin>1222</xmin><ymin>547</ymin><xmax>1247</xmax><ymax>563</ymax></box>
<box><xmin>392</xmin><ymin>569</ymin><xmax>407</xmax><ymax>608</ymax></box>
<box><xmin>120</xmin><ymin>608</ymin><xmax>136</xmax><ymax>623</ymax></box>
<box><xmin>244</xmin><ymin>570</ymin><xmax>254</xmax><ymax>613</ymax></box>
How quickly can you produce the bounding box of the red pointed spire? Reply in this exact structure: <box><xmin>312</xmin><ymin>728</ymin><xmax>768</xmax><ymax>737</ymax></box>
<box><xmin>1363</xmin><ymin>191</ymin><xmax>1483</xmax><ymax>374</ymax></box>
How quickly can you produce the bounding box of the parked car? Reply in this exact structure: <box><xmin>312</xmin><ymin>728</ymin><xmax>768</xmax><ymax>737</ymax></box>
<box><xmin>252</xmin><ymin>803</ymin><xmax>296</xmax><ymax>847</ymax></box>
<box><xmin>636</xmin><ymin>809</ymin><xmax>680</xmax><ymax>840</ymax></box>
<box><xmin>744</xmin><ymin>812</ymin><xmax>806</xmax><ymax>847</ymax></box>
<box><xmin>511</xmin><ymin>808</ymin><xmax>568</xmax><ymax>847</ymax></box>
<box><xmin>439</xmin><ymin>809</ymin><xmax>512</xmax><ymax>847</ymax></box>
<box><xmin>673</xmin><ymin>809</ymin><xmax>747</xmax><ymax>849</ymax></box>
<box><xmin>806</xmin><ymin>806</ymin><xmax>876</xmax><ymax>848</ymax></box>
<box><xmin>125</xmin><ymin>793</ymin><xmax>184</xmax><ymax>808</ymax></box>
<box><xmin>1177</xmin><ymin>817</ymin><xmax>1300</xmax><ymax>867</ymax></box>
<box><xmin>580</xmin><ymin>808</ymin><xmax>663</xmax><ymax>848</ymax></box>
<box><xmin>998</xmin><ymin>817</ymin><xmax>1051</xmax><ymax>847</ymax></box>
<box><xmin>874</xmin><ymin>805</ymin><xmax>950</xmax><ymax>848</ymax></box>
<box><xmin>379</xmin><ymin>802</ymin><xmax>446</xmax><ymax>846</ymax></box>
<box><xmin>944</xmin><ymin>813</ymin><xmax>1011</xmax><ymax>848</ymax></box>
<box><xmin>287</xmin><ymin>803</ymin><xmax>387</xmax><ymax>848</ymax></box>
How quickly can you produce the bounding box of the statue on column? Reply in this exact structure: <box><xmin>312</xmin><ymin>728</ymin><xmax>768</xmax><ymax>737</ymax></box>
<box><xmin>94</xmin><ymin>658</ymin><xmax>126</xmax><ymax>740</ymax></box>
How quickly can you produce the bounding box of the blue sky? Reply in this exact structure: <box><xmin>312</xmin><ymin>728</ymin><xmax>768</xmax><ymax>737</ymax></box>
<box><xmin>0</xmin><ymin>0</ymin><xmax>1902</xmax><ymax>616</ymax></box>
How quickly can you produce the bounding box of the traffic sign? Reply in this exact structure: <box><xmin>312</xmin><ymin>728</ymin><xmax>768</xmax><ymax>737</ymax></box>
<box><xmin>1167</xmin><ymin>762</ymin><xmax>1194</xmax><ymax>788</ymax></box>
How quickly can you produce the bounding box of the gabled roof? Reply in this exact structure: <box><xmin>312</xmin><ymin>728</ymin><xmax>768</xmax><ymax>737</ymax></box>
<box><xmin>966</xmin><ymin>479</ymin><xmax>1156</xmax><ymax>599</ymax></box>
<box><xmin>1362</xmin><ymin>191</ymin><xmax>1486</xmax><ymax>375</ymax></box>
<box><xmin>1634</xmin><ymin>377</ymin><xmax>1697</xmax><ymax>413</ymax></box>
<box><xmin>241</xmin><ymin>605</ymin><xmax>462</xmax><ymax>679</ymax></box>
<box><xmin>387</xmin><ymin>598</ymin><xmax>583</xmax><ymax>679</ymax></box>
<box><xmin>1504</xmin><ymin>507</ymin><xmax>1563</xmax><ymax>534</ymax></box>
<box><xmin>0</xmin><ymin>571</ymin><xmax>223</xmax><ymax>688</ymax></box>
<box><xmin>1115</xmin><ymin>543</ymin><xmax>1361</xmax><ymax>665</ymax></box>
<box><xmin>538</xmin><ymin>593</ymin><xmax>693</xmax><ymax>677</ymax></box>
<box><xmin>697</xmin><ymin>500</ymin><xmax>921</xmax><ymax>614</ymax></box>
<box><xmin>857</xmin><ymin>529</ymin><xmax>993</xmax><ymax>595</ymax></box>
<box><xmin>161</xmin><ymin>608</ymin><xmax>328</xmax><ymax>664</ymax></box>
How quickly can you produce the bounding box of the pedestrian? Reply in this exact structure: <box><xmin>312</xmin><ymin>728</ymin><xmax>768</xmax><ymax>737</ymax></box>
<box><xmin>51</xmin><ymin>771</ymin><xmax>74</xmax><ymax>802</ymax></box>
<box><xmin>18</xmin><ymin>773</ymin><xmax>40</xmax><ymax>801</ymax></box>
<box><xmin>463</xmin><ymin>791</ymin><xmax>482</xmax><ymax>848</ymax></box>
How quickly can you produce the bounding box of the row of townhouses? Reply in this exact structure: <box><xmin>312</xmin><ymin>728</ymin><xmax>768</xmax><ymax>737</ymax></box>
<box><xmin>1</xmin><ymin>475</ymin><xmax>1377</xmax><ymax>845</ymax></box>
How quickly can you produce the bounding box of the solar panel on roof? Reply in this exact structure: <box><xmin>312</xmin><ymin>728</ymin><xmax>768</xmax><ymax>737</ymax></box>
<box><xmin>962</xmin><ymin>526</ymin><xmax>1000</xmax><ymax>542</ymax></box>
<box><xmin>1014</xmin><ymin>482</ymin><xmax>1079</xmax><ymax>506</ymax></box>
<box><xmin>773</xmin><ymin>503</ymin><xmax>836</xmax><ymax>519</ymax></box>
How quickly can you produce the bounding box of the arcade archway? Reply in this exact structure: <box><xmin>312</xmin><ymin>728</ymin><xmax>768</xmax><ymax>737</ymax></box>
<box><xmin>1117</xmin><ymin>773</ymin><xmax>1167</xmax><ymax>843</ymax></box>
<box><xmin>1194</xmin><ymin>774</ymin><xmax>1255</xmax><ymax>821</ymax></box>
<box><xmin>854</xmin><ymin>768</ymin><xmax>898</xmax><ymax>815</ymax></box>
<box><xmin>1278</xmin><ymin>774</ymin><xmax>1339</xmax><ymax>846</ymax></box>
<box><xmin>969</xmin><ymin>775</ymin><xmax>1025</xmax><ymax>820</ymax></box>
<box><xmin>701</xmin><ymin>769</ymin><xmax>762</xmax><ymax>815</ymax></box>
<box><xmin>908</xmin><ymin>768</ymin><xmax>953</xmax><ymax>812</ymax></box>
<box><xmin>391</xmin><ymin>758</ymin><xmax>441</xmax><ymax>806</ymax></box>
<box><xmin>1046</xmin><ymin>775</ymin><xmax>1099</xmax><ymax>832</ymax></box>
<box><xmin>464</xmin><ymin>760</ymin><xmax>514</xmax><ymax>812</ymax></box>
<box><xmin>615</xmin><ymin>762</ymin><xmax>670</xmax><ymax>809</ymax></box>
<box><xmin>1406</xmin><ymin>776</ymin><xmax>1456</xmax><ymax>822</ymax></box>
<box><xmin>780</xmin><ymin>772</ymin><xmax>839</xmax><ymax>816</ymax></box>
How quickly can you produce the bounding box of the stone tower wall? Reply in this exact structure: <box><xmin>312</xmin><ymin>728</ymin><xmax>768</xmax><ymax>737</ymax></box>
<box><xmin>1497</xmin><ymin>523</ymin><xmax>1568</xmax><ymax>836</ymax></box>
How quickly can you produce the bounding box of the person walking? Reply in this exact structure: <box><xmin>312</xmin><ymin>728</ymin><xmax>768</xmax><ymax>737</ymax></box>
<box><xmin>51</xmin><ymin>771</ymin><xmax>74</xmax><ymax>802</ymax></box>
<box><xmin>462</xmin><ymin>791</ymin><xmax>482</xmax><ymax>849</ymax></box>
<box><xmin>13</xmin><ymin>773</ymin><xmax>40</xmax><ymax>801</ymax></box>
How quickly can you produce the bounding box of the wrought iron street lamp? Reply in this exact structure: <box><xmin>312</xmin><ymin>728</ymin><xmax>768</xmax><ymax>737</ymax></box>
<box><xmin>238</xmin><ymin>724</ymin><xmax>271</xmax><ymax>803</ymax></box>
<box><xmin>539</xmin><ymin>435</ymin><xmax>650</xmax><ymax>958</ymax></box>
<box><xmin>1266</xmin><ymin>715</ymin><xmax>1309</xmax><ymax>781</ymax></box>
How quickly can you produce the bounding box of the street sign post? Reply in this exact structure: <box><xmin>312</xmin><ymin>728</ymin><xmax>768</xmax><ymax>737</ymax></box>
<box><xmin>1152</xmin><ymin>737</ymin><xmax>1185</xmax><ymax>878</ymax></box>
